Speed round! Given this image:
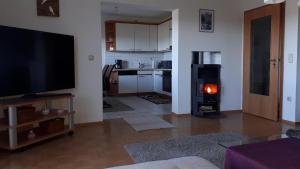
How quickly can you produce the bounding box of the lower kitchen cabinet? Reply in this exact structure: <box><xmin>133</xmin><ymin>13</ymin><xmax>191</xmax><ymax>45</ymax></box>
<box><xmin>118</xmin><ymin>70</ymin><xmax>171</xmax><ymax>95</ymax></box>
<box><xmin>154</xmin><ymin>73</ymin><xmax>163</xmax><ymax>92</ymax></box>
<box><xmin>119</xmin><ymin>75</ymin><xmax>138</xmax><ymax>93</ymax></box>
<box><xmin>138</xmin><ymin>75</ymin><xmax>154</xmax><ymax>93</ymax></box>
<box><xmin>118</xmin><ymin>70</ymin><xmax>153</xmax><ymax>94</ymax></box>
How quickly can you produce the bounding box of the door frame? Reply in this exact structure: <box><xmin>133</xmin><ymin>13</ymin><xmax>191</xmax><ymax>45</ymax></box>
<box><xmin>243</xmin><ymin>3</ymin><xmax>285</xmax><ymax>121</ymax></box>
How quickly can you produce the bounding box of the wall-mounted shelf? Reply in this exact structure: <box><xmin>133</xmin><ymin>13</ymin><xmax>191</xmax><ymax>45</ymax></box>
<box><xmin>0</xmin><ymin>93</ymin><xmax>75</xmax><ymax>150</ymax></box>
<box><xmin>192</xmin><ymin>51</ymin><xmax>222</xmax><ymax>65</ymax></box>
<box><xmin>105</xmin><ymin>22</ymin><xmax>116</xmax><ymax>51</ymax></box>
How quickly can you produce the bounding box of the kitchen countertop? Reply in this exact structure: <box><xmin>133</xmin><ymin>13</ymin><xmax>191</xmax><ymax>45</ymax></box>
<box><xmin>115</xmin><ymin>68</ymin><xmax>172</xmax><ymax>71</ymax></box>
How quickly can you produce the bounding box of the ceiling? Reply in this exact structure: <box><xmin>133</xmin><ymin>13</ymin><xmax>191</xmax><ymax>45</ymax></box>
<box><xmin>101</xmin><ymin>2</ymin><xmax>171</xmax><ymax>20</ymax></box>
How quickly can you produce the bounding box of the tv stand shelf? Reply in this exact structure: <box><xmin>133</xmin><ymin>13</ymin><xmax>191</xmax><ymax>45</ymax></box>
<box><xmin>0</xmin><ymin>93</ymin><xmax>73</xmax><ymax>107</ymax></box>
<box><xmin>0</xmin><ymin>119</ymin><xmax>8</xmax><ymax>132</ymax></box>
<box><xmin>0</xmin><ymin>93</ymin><xmax>75</xmax><ymax>150</ymax></box>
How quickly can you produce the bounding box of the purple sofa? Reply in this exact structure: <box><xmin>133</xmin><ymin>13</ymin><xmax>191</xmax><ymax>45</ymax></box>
<box><xmin>225</xmin><ymin>138</ymin><xmax>300</xmax><ymax>169</ymax></box>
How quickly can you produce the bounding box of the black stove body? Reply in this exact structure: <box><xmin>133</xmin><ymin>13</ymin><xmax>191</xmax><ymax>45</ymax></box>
<box><xmin>191</xmin><ymin>64</ymin><xmax>221</xmax><ymax>117</ymax></box>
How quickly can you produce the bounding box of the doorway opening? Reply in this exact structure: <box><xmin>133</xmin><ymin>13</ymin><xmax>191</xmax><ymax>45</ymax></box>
<box><xmin>100</xmin><ymin>2</ymin><xmax>173</xmax><ymax>120</ymax></box>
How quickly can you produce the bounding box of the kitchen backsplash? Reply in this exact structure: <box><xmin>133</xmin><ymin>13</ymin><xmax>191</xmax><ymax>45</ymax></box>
<box><xmin>163</xmin><ymin>52</ymin><xmax>172</xmax><ymax>61</ymax></box>
<box><xmin>105</xmin><ymin>51</ymin><xmax>172</xmax><ymax>69</ymax></box>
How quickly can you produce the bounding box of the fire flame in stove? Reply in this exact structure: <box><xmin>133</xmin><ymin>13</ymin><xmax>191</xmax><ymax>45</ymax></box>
<box><xmin>204</xmin><ymin>84</ymin><xmax>218</xmax><ymax>95</ymax></box>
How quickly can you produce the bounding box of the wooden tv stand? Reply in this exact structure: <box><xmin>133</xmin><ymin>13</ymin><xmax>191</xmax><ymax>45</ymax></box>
<box><xmin>0</xmin><ymin>93</ymin><xmax>75</xmax><ymax>150</ymax></box>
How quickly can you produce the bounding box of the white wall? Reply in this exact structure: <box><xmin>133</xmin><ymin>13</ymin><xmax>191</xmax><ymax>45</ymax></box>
<box><xmin>284</xmin><ymin>0</ymin><xmax>299</xmax><ymax>122</ymax></box>
<box><xmin>0</xmin><ymin>0</ymin><xmax>103</xmax><ymax>124</ymax></box>
<box><xmin>242</xmin><ymin>0</ymin><xmax>264</xmax><ymax>11</ymax></box>
<box><xmin>296</xmin><ymin>4</ymin><xmax>300</xmax><ymax>121</ymax></box>
<box><xmin>242</xmin><ymin>0</ymin><xmax>300</xmax><ymax>122</ymax></box>
<box><xmin>172</xmin><ymin>9</ymin><xmax>180</xmax><ymax>113</ymax></box>
<box><xmin>1</xmin><ymin>0</ymin><xmax>299</xmax><ymax>123</ymax></box>
<box><xmin>0</xmin><ymin>0</ymin><xmax>249</xmax><ymax>122</ymax></box>
<box><xmin>102</xmin><ymin>0</ymin><xmax>244</xmax><ymax>114</ymax></box>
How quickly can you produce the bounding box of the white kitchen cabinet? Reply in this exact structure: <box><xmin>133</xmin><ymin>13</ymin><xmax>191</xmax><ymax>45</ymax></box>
<box><xmin>138</xmin><ymin>75</ymin><xmax>154</xmax><ymax>92</ymax></box>
<box><xmin>118</xmin><ymin>75</ymin><xmax>138</xmax><ymax>94</ymax></box>
<box><xmin>137</xmin><ymin>71</ymin><xmax>153</xmax><ymax>92</ymax></box>
<box><xmin>134</xmin><ymin>24</ymin><xmax>149</xmax><ymax>51</ymax></box>
<box><xmin>149</xmin><ymin>25</ymin><xmax>158</xmax><ymax>51</ymax></box>
<box><xmin>116</xmin><ymin>23</ymin><xmax>135</xmax><ymax>51</ymax></box>
<box><xmin>154</xmin><ymin>71</ymin><xmax>163</xmax><ymax>92</ymax></box>
<box><xmin>158</xmin><ymin>20</ymin><xmax>171</xmax><ymax>51</ymax></box>
<box><xmin>112</xmin><ymin>21</ymin><xmax>171</xmax><ymax>52</ymax></box>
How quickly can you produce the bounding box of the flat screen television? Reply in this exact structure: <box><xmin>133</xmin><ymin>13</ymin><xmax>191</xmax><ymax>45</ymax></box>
<box><xmin>0</xmin><ymin>25</ymin><xmax>75</xmax><ymax>97</ymax></box>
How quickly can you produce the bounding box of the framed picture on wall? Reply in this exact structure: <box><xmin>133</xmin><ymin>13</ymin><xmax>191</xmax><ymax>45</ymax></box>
<box><xmin>199</xmin><ymin>9</ymin><xmax>214</xmax><ymax>33</ymax></box>
<box><xmin>37</xmin><ymin>0</ymin><xmax>60</xmax><ymax>17</ymax></box>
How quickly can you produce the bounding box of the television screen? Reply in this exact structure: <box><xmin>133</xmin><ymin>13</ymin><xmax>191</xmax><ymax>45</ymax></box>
<box><xmin>0</xmin><ymin>25</ymin><xmax>75</xmax><ymax>97</ymax></box>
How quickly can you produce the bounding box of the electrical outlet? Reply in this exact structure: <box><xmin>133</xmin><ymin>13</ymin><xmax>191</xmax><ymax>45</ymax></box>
<box><xmin>88</xmin><ymin>55</ymin><xmax>95</xmax><ymax>61</ymax></box>
<box><xmin>288</xmin><ymin>54</ymin><xmax>294</xmax><ymax>64</ymax></box>
<box><xmin>287</xmin><ymin>96</ymin><xmax>292</xmax><ymax>102</ymax></box>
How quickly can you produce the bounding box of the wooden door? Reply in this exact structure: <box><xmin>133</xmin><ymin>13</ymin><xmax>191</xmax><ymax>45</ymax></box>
<box><xmin>243</xmin><ymin>4</ymin><xmax>283</xmax><ymax>121</ymax></box>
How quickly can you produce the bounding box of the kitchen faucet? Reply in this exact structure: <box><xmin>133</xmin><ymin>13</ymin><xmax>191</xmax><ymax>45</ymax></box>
<box><xmin>139</xmin><ymin>62</ymin><xmax>145</xmax><ymax>69</ymax></box>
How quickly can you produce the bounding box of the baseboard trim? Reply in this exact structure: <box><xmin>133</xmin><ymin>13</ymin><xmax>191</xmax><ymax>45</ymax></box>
<box><xmin>171</xmin><ymin>110</ymin><xmax>242</xmax><ymax>117</ymax></box>
<box><xmin>117</xmin><ymin>92</ymin><xmax>155</xmax><ymax>97</ymax></box>
<box><xmin>117</xmin><ymin>93</ymin><xmax>139</xmax><ymax>97</ymax></box>
<box><xmin>117</xmin><ymin>92</ymin><xmax>171</xmax><ymax>98</ymax></box>
<box><xmin>222</xmin><ymin>110</ymin><xmax>243</xmax><ymax>114</ymax></box>
<box><xmin>75</xmin><ymin>121</ymin><xmax>104</xmax><ymax>128</ymax></box>
<box><xmin>281</xmin><ymin>120</ymin><xmax>300</xmax><ymax>126</ymax></box>
<box><xmin>171</xmin><ymin>112</ymin><xmax>191</xmax><ymax>117</ymax></box>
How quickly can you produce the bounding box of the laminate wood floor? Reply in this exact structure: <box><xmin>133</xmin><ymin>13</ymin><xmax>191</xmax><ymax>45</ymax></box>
<box><xmin>0</xmin><ymin>111</ymin><xmax>296</xmax><ymax>169</ymax></box>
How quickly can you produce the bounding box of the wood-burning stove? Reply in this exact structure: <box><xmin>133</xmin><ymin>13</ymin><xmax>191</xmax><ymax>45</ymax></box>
<box><xmin>191</xmin><ymin>64</ymin><xmax>221</xmax><ymax>117</ymax></box>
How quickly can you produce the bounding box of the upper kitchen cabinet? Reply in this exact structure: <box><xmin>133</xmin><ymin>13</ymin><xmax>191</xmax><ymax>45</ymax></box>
<box><xmin>134</xmin><ymin>24</ymin><xmax>159</xmax><ymax>52</ymax></box>
<box><xmin>105</xmin><ymin>20</ymin><xmax>171</xmax><ymax>52</ymax></box>
<box><xmin>134</xmin><ymin>24</ymin><xmax>150</xmax><ymax>51</ymax></box>
<box><xmin>115</xmin><ymin>23</ymin><xmax>135</xmax><ymax>51</ymax></box>
<box><xmin>158</xmin><ymin>20</ymin><xmax>172</xmax><ymax>51</ymax></box>
<box><xmin>106</xmin><ymin>22</ymin><xmax>157</xmax><ymax>52</ymax></box>
<box><xmin>149</xmin><ymin>25</ymin><xmax>158</xmax><ymax>52</ymax></box>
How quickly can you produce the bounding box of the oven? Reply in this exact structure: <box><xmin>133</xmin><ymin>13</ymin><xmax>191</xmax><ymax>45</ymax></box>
<box><xmin>163</xmin><ymin>71</ymin><xmax>172</xmax><ymax>93</ymax></box>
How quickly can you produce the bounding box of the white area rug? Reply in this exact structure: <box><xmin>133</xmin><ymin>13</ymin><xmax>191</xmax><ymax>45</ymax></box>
<box><xmin>123</xmin><ymin>114</ymin><xmax>175</xmax><ymax>132</ymax></box>
<box><xmin>106</xmin><ymin>156</ymin><xmax>219</xmax><ymax>169</ymax></box>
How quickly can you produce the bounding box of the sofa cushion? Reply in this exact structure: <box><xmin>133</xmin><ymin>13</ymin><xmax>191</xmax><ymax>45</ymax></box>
<box><xmin>106</xmin><ymin>156</ymin><xmax>219</xmax><ymax>169</ymax></box>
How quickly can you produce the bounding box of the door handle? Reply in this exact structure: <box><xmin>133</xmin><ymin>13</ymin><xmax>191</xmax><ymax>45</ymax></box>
<box><xmin>270</xmin><ymin>59</ymin><xmax>277</xmax><ymax>68</ymax></box>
